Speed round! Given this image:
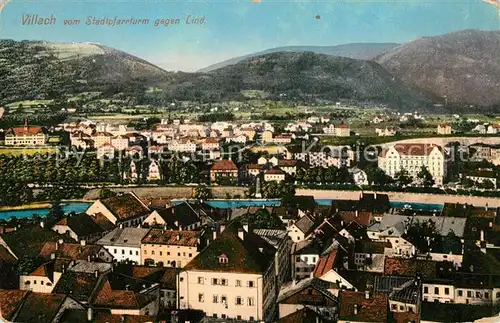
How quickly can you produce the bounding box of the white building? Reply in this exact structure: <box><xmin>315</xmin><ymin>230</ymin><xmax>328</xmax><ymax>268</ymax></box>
<box><xmin>378</xmin><ymin>144</ymin><xmax>447</xmax><ymax>186</ymax></box>
<box><xmin>96</xmin><ymin>227</ymin><xmax>150</xmax><ymax>264</ymax></box>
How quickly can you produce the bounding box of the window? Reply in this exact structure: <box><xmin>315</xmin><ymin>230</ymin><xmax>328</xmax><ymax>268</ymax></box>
<box><xmin>236</xmin><ymin>280</ymin><xmax>241</xmax><ymax>287</ymax></box>
<box><xmin>221</xmin><ymin>314</ymin><xmax>227</xmax><ymax>319</ymax></box>
<box><xmin>476</xmin><ymin>292</ymin><xmax>481</xmax><ymax>298</ymax></box>
<box><xmin>467</xmin><ymin>291</ymin><xmax>472</xmax><ymax>298</ymax></box>
<box><xmin>485</xmin><ymin>292</ymin><xmax>490</xmax><ymax>299</ymax></box>
<box><xmin>41</xmin><ymin>281</ymin><xmax>44</xmax><ymax>285</ymax></box>
<box><xmin>167</xmin><ymin>252</ymin><xmax>170</xmax><ymax>256</ymax></box>
<box><xmin>424</xmin><ymin>287</ymin><xmax>428</xmax><ymax>294</ymax></box>
<box><xmin>178</xmin><ymin>253</ymin><xmax>181</xmax><ymax>256</ymax></box>
<box><xmin>114</xmin><ymin>249</ymin><xmax>117</xmax><ymax>254</ymax></box>
<box><xmin>34</xmin><ymin>280</ymin><xmax>37</xmax><ymax>285</ymax></box>
<box><xmin>399</xmin><ymin>305</ymin><xmax>404</xmax><ymax>311</ymax></box>
<box><xmin>458</xmin><ymin>290</ymin><xmax>463</xmax><ymax>297</ymax></box>
<box><xmin>152</xmin><ymin>251</ymin><xmax>155</xmax><ymax>255</ymax></box>
<box><xmin>312</xmin><ymin>257</ymin><xmax>316</xmax><ymax>263</ymax></box>
<box><xmin>296</xmin><ymin>256</ymin><xmax>301</xmax><ymax>262</ymax></box>
<box><xmin>198</xmin><ymin>293</ymin><xmax>204</xmax><ymax>302</ymax></box>
<box><xmin>213</xmin><ymin>295</ymin><xmax>218</xmax><ymax>303</ymax></box>
<box><xmin>249</xmin><ymin>316</ymin><xmax>255</xmax><ymax>321</ymax></box>
<box><xmin>183</xmin><ymin>252</ymin><xmax>186</xmax><ymax>256</ymax></box>
<box><xmin>248</xmin><ymin>281</ymin><xmax>255</xmax><ymax>288</ymax></box>
<box><xmin>189</xmin><ymin>253</ymin><xmax>192</xmax><ymax>257</ymax></box>
<box><xmin>434</xmin><ymin>287</ymin><xmax>439</xmax><ymax>295</ymax></box>
<box><xmin>136</xmin><ymin>251</ymin><xmax>138</xmax><ymax>256</ymax></box>
<box><xmin>212</xmin><ymin>314</ymin><xmax>217</xmax><ymax>319</ymax></box>
<box><xmin>304</xmin><ymin>257</ymin><xmax>308</xmax><ymax>262</ymax></box>
<box><xmin>198</xmin><ymin>277</ymin><xmax>204</xmax><ymax>285</ymax></box>
<box><xmin>144</xmin><ymin>250</ymin><xmax>147</xmax><ymax>255</ymax></box>
<box><xmin>236</xmin><ymin>296</ymin><xmax>243</xmax><ymax>305</ymax></box>
<box><xmin>160</xmin><ymin>251</ymin><xmax>163</xmax><ymax>256</ymax></box>
<box><xmin>122</xmin><ymin>249</ymin><xmax>125</xmax><ymax>255</ymax></box>
<box><xmin>445</xmin><ymin>288</ymin><xmax>450</xmax><ymax>295</ymax></box>
<box><xmin>212</xmin><ymin>278</ymin><xmax>218</xmax><ymax>285</ymax></box>
<box><xmin>248</xmin><ymin>297</ymin><xmax>255</xmax><ymax>306</ymax></box>
<box><xmin>237</xmin><ymin>315</ymin><xmax>242</xmax><ymax>320</ymax></box>
<box><xmin>221</xmin><ymin>279</ymin><xmax>227</xmax><ymax>286</ymax></box>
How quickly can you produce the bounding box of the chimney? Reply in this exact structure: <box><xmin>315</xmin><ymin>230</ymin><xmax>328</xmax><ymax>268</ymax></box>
<box><xmin>480</xmin><ymin>230</ymin><xmax>484</xmax><ymax>242</ymax></box>
<box><xmin>365</xmin><ymin>290</ymin><xmax>370</xmax><ymax>299</ymax></box>
<box><xmin>353</xmin><ymin>304</ymin><xmax>358</xmax><ymax>315</ymax></box>
<box><xmin>485</xmin><ymin>203</ymin><xmax>488</xmax><ymax>211</ymax></box>
<box><xmin>24</xmin><ymin>119</ymin><xmax>28</xmax><ymax>131</ymax></box>
<box><xmin>355</xmin><ymin>210</ymin><xmax>359</xmax><ymax>218</ymax></box>
<box><xmin>87</xmin><ymin>307</ymin><xmax>93</xmax><ymax>322</ymax></box>
<box><xmin>238</xmin><ymin>228</ymin><xmax>245</xmax><ymax>241</ymax></box>
<box><xmin>125</xmin><ymin>284</ymin><xmax>130</xmax><ymax>291</ymax></box>
<box><xmin>94</xmin><ymin>270</ymin><xmax>99</xmax><ymax>278</ymax></box>
<box><xmin>80</xmin><ymin>240</ymin><xmax>86</xmax><ymax>246</ymax></box>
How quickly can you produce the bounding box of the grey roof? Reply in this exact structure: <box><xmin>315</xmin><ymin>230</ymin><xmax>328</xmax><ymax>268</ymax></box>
<box><xmin>277</xmin><ymin>277</ymin><xmax>338</xmax><ymax>303</ymax></box>
<box><xmin>97</xmin><ymin>227</ymin><xmax>150</xmax><ymax>248</ymax></box>
<box><xmin>389</xmin><ymin>279</ymin><xmax>421</xmax><ymax>305</ymax></box>
<box><xmin>253</xmin><ymin>229</ymin><xmax>288</xmax><ymax>249</ymax></box>
<box><xmin>374</xmin><ymin>275</ymin><xmax>412</xmax><ymax>294</ymax></box>
<box><xmin>293</xmin><ymin>215</ymin><xmax>316</xmax><ymax>235</ymax></box>
<box><xmin>368</xmin><ymin>214</ymin><xmax>467</xmax><ymax>237</ymax></box>
<box><xmin>68</xmin><ymin>260</ymin><xmax>113</xmax><ymax>274</ymax></box>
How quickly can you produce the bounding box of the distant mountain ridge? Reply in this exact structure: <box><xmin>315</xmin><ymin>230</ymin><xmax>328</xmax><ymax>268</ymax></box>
<box><xmin>198</xmin><ymin>43</ymin><xmax>399</xmax><ymax>72</ymax></box>
<box><xmin>375</xmin><ymin>29</ymin><xmax>500</xmax><ymax>106</ymax></box>
<box><xmin>164</xmin><ymin>51</ymin><xmax>427</xmax><ymax>107</ymax></box>
<box><xmin>0</xmin><ymin>40</ymin><xmax>170</xmax><ymax>102</ymax></box>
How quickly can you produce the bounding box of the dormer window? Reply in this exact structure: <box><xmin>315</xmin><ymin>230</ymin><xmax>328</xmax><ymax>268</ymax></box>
<box><xmin>219</xmin><ymin>253</ymin><xmax>228</xmax><ymax>264</ymax></box>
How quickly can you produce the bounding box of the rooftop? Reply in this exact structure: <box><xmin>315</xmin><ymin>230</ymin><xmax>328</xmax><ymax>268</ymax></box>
<box><xmin>313</xmin><ymin>248</ymin><xmax>338</xmax><ymax>278</ymax></box>
<box><xmin>40</xmin><ymin>242</ymin><xmax>104</xmax><ymax>261</ymax></box>
<box><xmin>100</xmin><ymin>192</ymin><xmax>150</xmax><ymax>221</ymax></box>
<box><xmin>97</xmin><ymin>228</ymin><xmax>150</xmax><ymax>247</ymax></box>
<box><xmin>141</xmin><ymin>229</ymin><xmax>199</xmax><ymax>247</ymax></box>
<box><xmin>184</xmin><ymin>224</ymin><xmax>275</xmax><ymax>274</ymax></box>
<box><xmin>55</xmin><ymin>213</ymin><xmax>106</xmax><ymax>237</ymax></box>
<box><xmin>211</xmin><ymin>159</ymin><xmax>238</xmax><ymax>171</ymax></box>
<box><xmin>338</xmin><ymin>291</ymin><xmax>388</xmax><ymax>322</ymax></box>
<box><xmin>293</xmin><ymin>215</ymin><xmax>316</xmax><ymax>235</ymax></box>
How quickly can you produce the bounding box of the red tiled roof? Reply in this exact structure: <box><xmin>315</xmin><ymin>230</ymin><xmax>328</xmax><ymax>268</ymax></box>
<box><xmin>337</xmin><ymin>124</ymin><xmax>349</xmax><ymax>129</ymax></box>
<box><xmin>339</xmin><ymin>291</ymin><xmax>388</xmax><ymax>322</ymax></box>
<box><xmin>39</xmin><ymin>242</ymin><xmax>104</xmax><ymax>261</ymax></box>
<box><xmin>247</xmin><ymin>164</ymin><xmax>261</xmax><ymax>170</ymax></box>
<box><xmin>100</xmin><ymin>193</ymin><xmax>150</xmax><ymax>221</ymax></box>
<box><xmin>0</xmin><ymin>289</ymin><xmax>29</xmax><ymax>321</ymax></box>
<box><xmin>313</xmin><ymin>249</ymin><xmax>338</xmax><ymax>278</ymax></box>
<box><xmin>211</xmin><ymin>159</ymin><xmax>238</xmax><ymax>171</ymax></box>
<box><xmin>278</xmin><ymin>159</ymin><xmax>297</xmax><ymax>167</ymax></box>
<box><xmin>7</xmin><ymin>126</ymin><xmax>44</xmax><ymax>135</ymax></box>
<box><xmin>265</xmin><ymin>169</ymin><xmax>285</xmax><ymax>175</ymax></box>
<box><xmin>382</xmin><ymin>144</ymin><xmax>443</xmax><ymax>157</ymax></box>
<box><xmin>339</xmin><ymin>211</ymin><xmax>373</xmax><ymax>227</ymax></box>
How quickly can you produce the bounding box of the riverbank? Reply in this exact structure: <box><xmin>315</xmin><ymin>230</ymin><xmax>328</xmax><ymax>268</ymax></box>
<box><xmin>83</xmin><ymin>186</ymin><xmax>247</xmax><ymax>200</ymax></box>
<box><xmin>296</xmin><ymin>189</ymin><xmax>500</xmax><ymax>207</ymax></box>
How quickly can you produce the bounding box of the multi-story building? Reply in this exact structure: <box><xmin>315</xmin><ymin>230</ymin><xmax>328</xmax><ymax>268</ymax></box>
<box><xmin>110</xmin><ymin>135</ymin><xmax>130</xmax><ymax>151</ymax></box>
<box><xmin>291</xmin><ymin>239</ymin><xmax>322</xmax><ymax>281</ymax></box>
<box><xmin>264</xmin><ymin>169</ymin><xmax>286</xmax><ymax>182</ymax></box>
<box><xmin>167</xmin><ymin>139</ymin><xmax>197</xmax><ymax>153</ymax></box>
<box><xmin>96</xmin><ymin>227</ymin><xmax>150</xmax><ymax>264</ymax></box>
<box><xmin>5</xmin><ymin>120</ymin><xmax>48</xmax><ymax>146</ymax></box>
<box><xmin>437</xmin><ymin>123</ymin><xmax>452</xmax><ymax>135</ymax></box>
<box><xmin>294</xmin><ymin>151</ymin><xmax>350</xmax><ymax>168</ymax></box>
<box><xmin>92</xmin><ymin>132</ymin><xmax>113</xmax><ymax>148</ymax></box>
<box><xmin>147</xmin><ymin>160</ymin><xmax>161</xmax><ymax>181</ymax></box>
<box><xmin>335</xmin><ymin>123</ymin><xmax>350</xmax><ymax>137</ymax></box>
<box><xmin>210</xmin><ymin>159</ymin><xmax>239</xmax><ymax>183</ymax></box>
<box><xmin>378</xmin><ymin>143</ymin><xmax>447</xmax><ymax>185</ymax></box>
<box><xmin>178</xmin><ymin>224</ymin><xmax>283</xmax><ymax>321</ymax></box>
<box><xmin>141</xmin><ymin>229</ymin><xmax>200</xmax><ymax>268</ymax></box>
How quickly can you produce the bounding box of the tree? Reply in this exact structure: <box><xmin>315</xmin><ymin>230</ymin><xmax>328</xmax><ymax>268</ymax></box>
<box><xmin>418</xmin><ymin>166</ymin><xmax>435</xmax><ymax>187</ymax></box>
<box><xmin>365</xmin><ymin>166</ymin><xmax>393</xmax><ymax>186</ymax></box>
<box><xmin>46</xmin><ymin>200</ymin><xmax>64</xmax><ymax>226</ymax></box>
<box><xmin>478</xmin><ymin>179</ymin><xmax>495</xmax><ymax>190</ymax></box>
<box><xmin>404</xmin><ymin>219</ymin><xmax>439</xmax><ymax>254</ymax></box>
<box><xmin>395</xmin><ymin>169</ymin><xmax>413</xmax><ymax>186</ymax></box>
<box><xmin>193</xmin><ymin>185</ymin><xmax>213</xmax><ymax>200</ymax></box>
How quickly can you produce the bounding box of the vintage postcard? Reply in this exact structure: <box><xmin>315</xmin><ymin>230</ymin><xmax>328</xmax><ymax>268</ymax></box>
<box><xmin>0</xmin><ymin>0</ymin><xmax>500</xmax><ymax>322</ymax></box>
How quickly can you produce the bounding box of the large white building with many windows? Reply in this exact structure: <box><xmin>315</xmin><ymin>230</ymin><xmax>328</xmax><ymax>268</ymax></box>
<box><xmin>378</xmin><ymin>144</ymin><xmax>447</xmax><ymax>185</ymax></box>
<box><xmin>178</xmin><ymin>224</ymin><xmax>289</xmax><ymax>322</ymax></box>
